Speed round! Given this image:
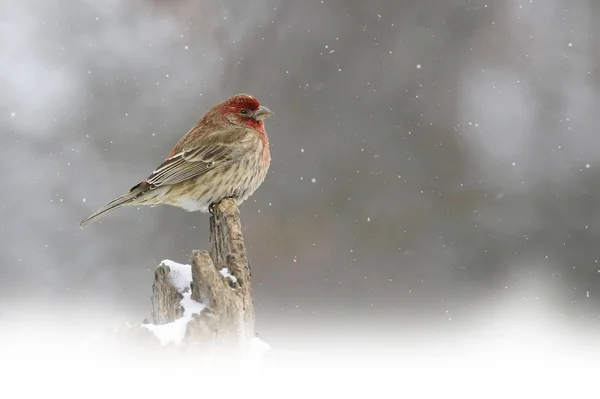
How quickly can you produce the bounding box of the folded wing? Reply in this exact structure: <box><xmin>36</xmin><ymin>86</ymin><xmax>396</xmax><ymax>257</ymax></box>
<box><xmin>146</xmin><ymin>144</ymin><xmax>236</xmax><ymax>188</ymax></box>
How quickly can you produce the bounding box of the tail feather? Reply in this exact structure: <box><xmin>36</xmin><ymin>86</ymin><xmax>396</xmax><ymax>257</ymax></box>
<box><xmin>79</xmin><ymin>190</ymin><xmax>141</xmax><ymax>229</ymax></box>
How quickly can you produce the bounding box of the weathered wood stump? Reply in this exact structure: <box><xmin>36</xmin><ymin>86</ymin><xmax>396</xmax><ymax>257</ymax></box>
<box><xmin>144</xmin><ymin>198</ymin><xmax>256</xmax><ymax>356</ymax></box>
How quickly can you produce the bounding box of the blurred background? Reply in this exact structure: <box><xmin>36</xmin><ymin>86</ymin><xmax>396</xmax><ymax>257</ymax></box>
<box><xmin>1</xmin><ymin>0</ymin><xmax>599</xmax><ymax>348</ymax></box>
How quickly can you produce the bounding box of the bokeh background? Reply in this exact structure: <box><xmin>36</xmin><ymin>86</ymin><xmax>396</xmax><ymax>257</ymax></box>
<box><xmin>2</xmin><ymin>0</ymin><xmax>599</xmax><ymax>347</ymax></box>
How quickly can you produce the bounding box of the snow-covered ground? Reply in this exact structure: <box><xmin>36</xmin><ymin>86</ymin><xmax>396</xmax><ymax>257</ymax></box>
<box><xmin>1</xmin><ymin>324</ymin><xmax>598</xmax><ymax>399</ymax></box>
<box><xmin>1</xmin><ymin>260</ymin><xmax>598</xmax><ymax>397</ymax></box>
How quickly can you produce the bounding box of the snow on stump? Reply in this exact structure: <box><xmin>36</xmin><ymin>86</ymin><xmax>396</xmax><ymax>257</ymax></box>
<box><xmin>142</xmin><ymin>198</ymin><xmax>261</xmax><ymax>358</ymax></box>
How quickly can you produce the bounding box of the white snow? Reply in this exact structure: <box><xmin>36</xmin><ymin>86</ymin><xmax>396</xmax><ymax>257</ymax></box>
<box><xmin>142</xmin><ymin>259</ymin><xmax>205</xmax><ymax>346</ymax></box>
<box><xmin>161</xmin><ymin>259</ymin><xmax>192</xmax><ymax>292</ymax></box>
<box><xmin>143</xmin><ymin>317</ymin><xmax>190</xmax><ymax>346</ymax></box>
<box><xmin>249</xmin><ymin>336</ymin><xmax>271</xmax><ymax>359</ymax></box>
<box><xmin>219</xmin><ymin>267</ymin><xmax>238</xmax><ymax>283</ymax></box>
<box><xmin>180</xmin><ymin>293</ymin><xmax>205</xmax><ymax>317</ymax></box>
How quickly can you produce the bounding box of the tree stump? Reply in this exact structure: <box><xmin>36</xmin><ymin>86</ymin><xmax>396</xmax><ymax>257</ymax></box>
<box><xmin>142</xmin><ymin>198</ymin><xmax>258</xmax><ymax>357</ymax></box>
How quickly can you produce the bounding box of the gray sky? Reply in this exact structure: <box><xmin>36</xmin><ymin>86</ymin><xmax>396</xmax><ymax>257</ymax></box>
<box><xmin>1</xmin><ymin>0</ymin><xmax>600</xmax><ymax>345</ymax></box>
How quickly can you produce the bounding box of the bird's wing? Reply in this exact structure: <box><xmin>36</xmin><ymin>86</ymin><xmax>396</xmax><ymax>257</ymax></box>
<box><xmin>144</xmin><ymin>122</ymin><xmax>259</xmax><ymax>190</ymax></box>
<box><xmin>144</xmin><ymin>144</ymin><xmax>236</xmax><ymax>188</ymax></box>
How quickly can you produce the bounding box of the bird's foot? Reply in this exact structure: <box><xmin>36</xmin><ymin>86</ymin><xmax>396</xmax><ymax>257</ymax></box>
<box><xmin>209</xmin><ymin>197</ymin><xmax>236</xmax><ymax>215</ymax></box>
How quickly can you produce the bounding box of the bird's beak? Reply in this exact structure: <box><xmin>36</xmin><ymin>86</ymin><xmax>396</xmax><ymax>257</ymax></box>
<box><xmin>253</xmin><ymin>105</ymin><xmax>274</xmax><ymax>121</ymax></box>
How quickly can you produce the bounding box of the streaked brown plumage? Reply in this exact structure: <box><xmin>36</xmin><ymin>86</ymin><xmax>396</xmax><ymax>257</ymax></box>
<box><xmin>79</xmin><ymin>93</ymin><xmax>273</xmax><ymax>228</ymax></box>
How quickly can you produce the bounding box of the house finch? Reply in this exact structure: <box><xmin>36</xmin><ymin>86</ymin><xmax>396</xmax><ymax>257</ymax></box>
<box><xmin>79</xmin><ymin>93</ymin><xmax>273</xmax><ymax>228</ymax></box>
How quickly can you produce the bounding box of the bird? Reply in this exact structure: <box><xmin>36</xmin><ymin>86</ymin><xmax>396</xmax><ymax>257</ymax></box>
<box><xmin>79</xmin><ymin>93</ymin><xmax>274</xmax><ymax>228</ymax></box>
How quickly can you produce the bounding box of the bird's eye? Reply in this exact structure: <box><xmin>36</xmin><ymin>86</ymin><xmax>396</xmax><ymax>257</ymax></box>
<box><xmin>240</xmin><ymin>109</ymin><xmax>248</xmax><ymax>115</ymax></box>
